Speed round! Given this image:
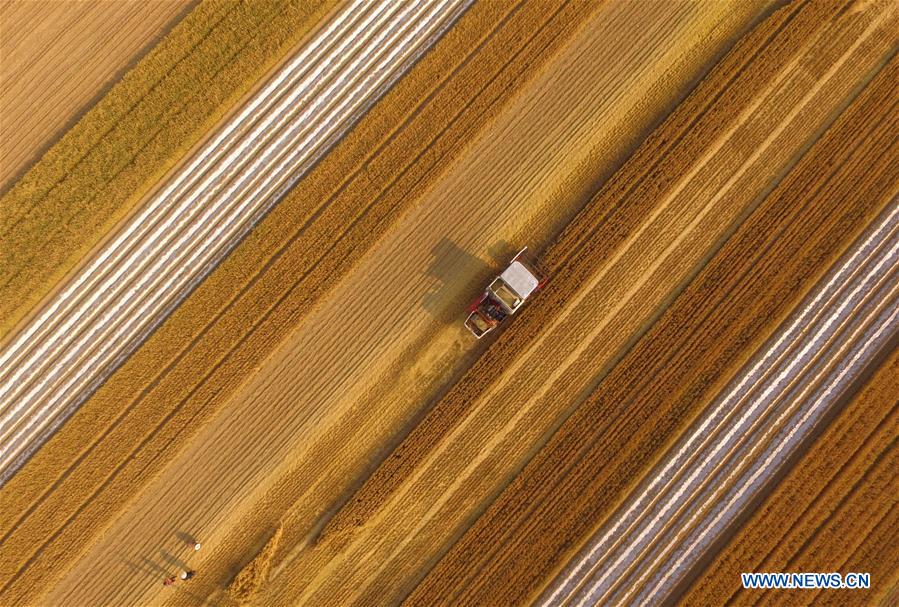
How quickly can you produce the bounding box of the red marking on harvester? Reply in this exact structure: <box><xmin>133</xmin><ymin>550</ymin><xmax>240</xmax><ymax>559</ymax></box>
<box><xmin>467</xmin><ymin>294</ymin><xmax>487</xmax><ymax>313</ymax></box>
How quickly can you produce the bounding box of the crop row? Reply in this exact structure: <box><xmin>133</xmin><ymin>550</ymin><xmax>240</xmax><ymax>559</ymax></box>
<box><xmin>683</xmin><ymin>348</ymin><xmax>898</xmax><ymax>605</ymax></box>
<box><xmin>0</xmin><ymin>0</ymin><xmax>603</xmax><ymax>603</ymax></box>
<box><xmin>0</xmin><ymin>0</ymin><xmax>337</xmax><ymax>337</ymax></box>
<box><xmin>185</xmin><ymin>0</ymin><xmax>617</xmax><ymax>597</ymax></box>
<box><xmin>319</xmin><ymin>0</ymin><xmax>844</xmax><ymax>544</ymax></box>
<box><xmin>404</xmin><ymin>9</ymin><xmax>899</xmax><ymax>605</ymax></box>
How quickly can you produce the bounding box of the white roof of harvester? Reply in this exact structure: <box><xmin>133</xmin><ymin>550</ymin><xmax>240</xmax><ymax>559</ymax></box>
<box><xmin>499</xmin><ymin>261</ymin><xmax>539</xmax><ymax>298</ymax></box>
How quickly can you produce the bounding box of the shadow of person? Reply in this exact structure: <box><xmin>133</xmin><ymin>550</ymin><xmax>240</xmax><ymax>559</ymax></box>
<box><xmin>174</xmin><ymin>530</ymin><xmax>197</xmax><ymax>547</ymax></box>
<box><xmin>137</xmin><ymin>556</ymin><xmax>172</xmax><ymax>579</ymax></box>
<box><xmin>160</xmin><ymin>550</ymin><xmax>190</xmax><ymax>572</ymax></box>
<box><xmin>123</xmin><ymin>557</ymin><xmax>167</xmax><ymax>581</ymax></box>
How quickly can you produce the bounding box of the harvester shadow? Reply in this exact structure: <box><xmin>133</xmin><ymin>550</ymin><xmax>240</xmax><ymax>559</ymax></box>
<box><xmin>422</xmin><ymin>238</ymin><xmax>514</xmax><ymax>324</ymax></box>
<box><xmin>141</xmin><ymin>557</ymin><xmax>170</xmax><ymax>576</ymax></box>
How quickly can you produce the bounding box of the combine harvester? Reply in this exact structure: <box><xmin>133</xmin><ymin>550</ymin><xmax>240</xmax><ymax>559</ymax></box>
<box><xmin>465</xmin><ymin>247</ymin><xmax>546</xmax><ymax>339</ymax></box>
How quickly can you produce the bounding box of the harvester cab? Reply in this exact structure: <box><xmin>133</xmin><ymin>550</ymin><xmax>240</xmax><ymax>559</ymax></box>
<box><xmin>464</xmin><ymin>247</ymin><xmax>545</xmax><ymax>339</ymax></box>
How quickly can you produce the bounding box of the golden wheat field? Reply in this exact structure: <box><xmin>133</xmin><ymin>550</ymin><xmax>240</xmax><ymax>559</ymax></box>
<box><xmin>1</xmin><ymin>0</ymin><xmax>896</xmax><ymax>605</ymax></box>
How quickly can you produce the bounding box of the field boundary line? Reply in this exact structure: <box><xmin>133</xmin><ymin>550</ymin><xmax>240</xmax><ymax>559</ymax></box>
<box><xmin>0</xmin><ymin>0</ymin><xmax>524</xmax><ymax>549</ymax></box>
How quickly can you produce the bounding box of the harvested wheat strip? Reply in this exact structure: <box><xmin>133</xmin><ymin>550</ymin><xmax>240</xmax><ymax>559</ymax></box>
<box><xmin>318</xmin><ymin>0</ymin><xmax>821</xmax><ymax>547</ymax></box>
<box><xmin>0</xmin><ymin>0</ymin><xmax>605</xmax><ymax>602</ymax></box>
<box><xmin>0</xmin><ymin>0</ymin><xmax>470</xmax><ymax>485</ymax></box>
<box><xmin>153</xmin><ymin>0</ymin><xmax>744</xmax><ymax>601</ymax></box>
<box><xmin>328</xmin><ymin>0</ymin><xmax>832</xmax><ymax>554</ymax></box>
<box><xmin>405</xmin><ymin>21</ymin><xmax>898</xmax><ymax>606</ymax></box>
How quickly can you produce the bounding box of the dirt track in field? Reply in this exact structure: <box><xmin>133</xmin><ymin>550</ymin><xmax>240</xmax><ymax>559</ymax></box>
<box><xmin>0</xmin><ymin>0</ymin><xmax>194</xmax><ymax>191</ymax></box>
<box><xmin>3</xmin><ymin>0</ymin><xmax>896</xmax><ymax>605</ymax></box>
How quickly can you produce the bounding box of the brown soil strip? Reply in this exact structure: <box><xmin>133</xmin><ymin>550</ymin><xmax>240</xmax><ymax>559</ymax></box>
<box><xmin>682</xmin><ymin>348</ymin><xmax>899</xmax><ymax>605</ymax></box>
<box><xmin>0</xmin><ymin>0</ymin><xmax>195</xmax><ymax>190</ymax></box>
<box><xmin>0</xmin><ymin>0</ymin><xmax>607</xmax><ymax>603</ymax></box>
<box><xmin>0</xmin><ymin>0</ymin><xmax>337</xmax><ymax>338</ymax></box>
<box><xmin>403</xmin><ymin>24</ymin><xmax>899</xmax><ymax>607</ymax></box>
